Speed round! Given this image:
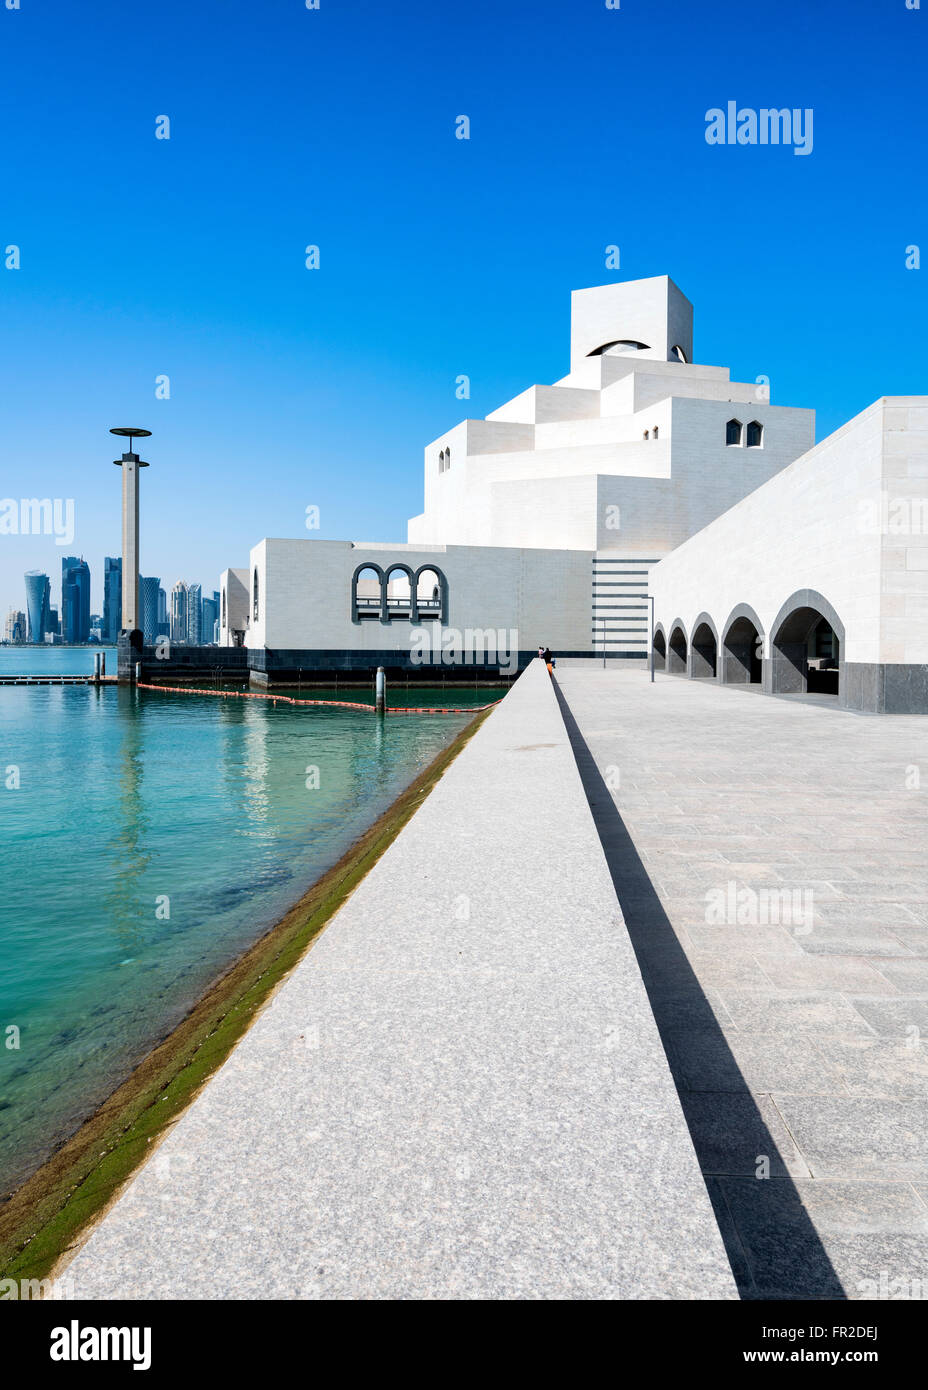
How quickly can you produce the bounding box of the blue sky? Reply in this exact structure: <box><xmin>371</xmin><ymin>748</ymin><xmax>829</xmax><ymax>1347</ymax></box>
<box><xmin>1</xmin><ymin>0</ymin><xmax>925</xmax><ymax>616</ymax></box>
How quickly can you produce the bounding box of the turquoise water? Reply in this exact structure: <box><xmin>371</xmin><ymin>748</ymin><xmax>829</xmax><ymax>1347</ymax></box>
<box><xmin>0</xmin><ymin>645</ymin><xmax>117</xmax><ymax>676</ymax></box>
<box><xmin>0</xmin><ymin>675</ymin><xmax>476</xmax><ymax>1194</ymax></box>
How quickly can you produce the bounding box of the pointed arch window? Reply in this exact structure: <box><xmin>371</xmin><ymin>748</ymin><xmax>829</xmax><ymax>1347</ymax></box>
<box><xmin>746</xmin><ymin>420</ymin><xmax>764</xmax><ymax>448</ymax></box>
<box><xmin>726</xmin><ymin>418</ymin><xmax>743</xmax><ymax>447</ymax></box>
<box><xmin>253</xmin><ymin>568</ymin><xmax>259</xmax><ymax>621</ymax></box>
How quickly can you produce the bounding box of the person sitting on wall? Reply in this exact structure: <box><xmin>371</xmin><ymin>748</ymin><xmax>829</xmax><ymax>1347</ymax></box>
<box><xmin>537</xmin><ymin>644</ymin><xmax>544</xmax><ymax>660</ymax></box>
<box><xmin>543</xmin><ymin>647</ymin><xmax>553</xmax><ymax>674</ymax></box>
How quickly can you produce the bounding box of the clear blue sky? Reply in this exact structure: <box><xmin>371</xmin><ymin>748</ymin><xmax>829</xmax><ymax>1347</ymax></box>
<box><xmin>1</xmin><ymin>0</ymin><xmax>925</xmax><ymax>616</ymax></box>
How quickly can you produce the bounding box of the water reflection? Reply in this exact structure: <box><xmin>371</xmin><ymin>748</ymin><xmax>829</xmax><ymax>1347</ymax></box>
<box><xmin>104</xmin><ymin>689</ymin><xmax>152</xmax><ymax>954</ymax></box>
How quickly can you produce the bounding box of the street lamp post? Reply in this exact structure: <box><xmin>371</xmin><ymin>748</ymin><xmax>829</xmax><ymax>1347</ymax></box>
<box><xmin>111</xmin><ymin>427</ymin><xmax>152</xmax><ymax>683</ymax></box>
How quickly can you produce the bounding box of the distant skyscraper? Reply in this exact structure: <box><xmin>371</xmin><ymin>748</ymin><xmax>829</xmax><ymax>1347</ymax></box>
<box><xmin>5</xmin><ymin>608</ymin><xmax>27</xmax><ymax>643</ymax></box>
<box><xmin>103</xmin><ymin>556</ymin><xmax>122</xmax><ymax>642</ymax></box>
<box><xmin>187</xmin><ymin>583</ymin><xmax>202</xmax><ymax>645</ymax></box>
<box><xmin>139</xmin><ymin>576</ymin><xmax>161</xmax><ymax>646</ymax></box>
<box><xmin>170</xmin><ymin>581</ymin><xmax>188</xmax><ymax>645</ymax></box>
<box><xmin>47</xmin><ymin>606</ymin><xmax>60</xmax><ymax>637</ymax></box>
<box><xmin>61</xmin><ymin>556</ymin><xmax>91</xmax><ymax>644</ymax></box>
<box><xmin>157</xmin><ymin>586</ymin><xmax>168</xmax><ymax>637</ymax></box>
<box><xmin>201</xmin><ymin>593</ymin><xmax>219</xmax><ymax>647</ymax></box>
<box><xmin>24</xmin><ymin>571</ymin><xmax>51</xmax><ymax>643</ymax></box>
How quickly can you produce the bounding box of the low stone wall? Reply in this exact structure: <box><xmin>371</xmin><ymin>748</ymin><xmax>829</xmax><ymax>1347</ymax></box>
<box><xmin>62</xmin><ymin>659</ymin><xmax>734</xmax><ymax>1299</ymax></box>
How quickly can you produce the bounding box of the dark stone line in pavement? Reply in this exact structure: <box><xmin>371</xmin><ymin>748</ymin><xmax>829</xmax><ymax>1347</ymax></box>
<box><xmin>552</xmin><ymin>679</ymin><xmax>846</xmax><ymax>1300</ymax></box>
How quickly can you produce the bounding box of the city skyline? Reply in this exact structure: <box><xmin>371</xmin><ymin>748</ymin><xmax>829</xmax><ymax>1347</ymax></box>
<box><xmin>4</xmin><ymin>556</ymin><xmax>219</xmax><ymax>644</ymax></box>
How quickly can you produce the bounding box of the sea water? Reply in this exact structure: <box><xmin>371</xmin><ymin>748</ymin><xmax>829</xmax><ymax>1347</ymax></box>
<box><xmin>0</xmin><ymin>668</ymin><xmax>480</xmax><ymax>1193</ymax></box>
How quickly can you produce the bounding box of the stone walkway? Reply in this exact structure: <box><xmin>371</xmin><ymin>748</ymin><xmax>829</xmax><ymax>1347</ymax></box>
<box><xmin>556</xmin><ymin>667</ymin><xmax>928</xmax><ymax>1299</ymax></box>
<box><xmin>59</xmin><ymin>662</ymin><xmax>735</xmax><ymax>1300</ymax></box>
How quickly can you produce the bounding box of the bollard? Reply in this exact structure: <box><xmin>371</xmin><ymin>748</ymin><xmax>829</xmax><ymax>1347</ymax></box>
<box><xmin>100</xmin><ymin>650</ymin><xmax>106</xmax><ymax>679</ymax></box>
<box><xmin>135</xmin><ymin>661</ymin><xmax>142</xmax><ymax>685</ymax></box>
<box><xmin>375</xmin><ymin>666</ymin><xmax>386</xmax><ymax>714</ymax></box>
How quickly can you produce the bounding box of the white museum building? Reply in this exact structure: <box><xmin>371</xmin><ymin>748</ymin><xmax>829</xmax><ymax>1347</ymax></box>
<box><xmin>218</xmin><ymin>275</ymin><xmax>928</xmax><ymax>712</ymax></box>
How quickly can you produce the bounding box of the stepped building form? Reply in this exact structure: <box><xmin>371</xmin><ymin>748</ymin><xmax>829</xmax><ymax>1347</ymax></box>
<box><xmin>217</xmin><ymin>276</ymin><xmax>928</xmax><ymax>712</ymax></box>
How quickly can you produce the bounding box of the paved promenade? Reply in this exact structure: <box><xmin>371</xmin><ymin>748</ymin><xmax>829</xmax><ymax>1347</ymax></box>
<box><xmin>556</xmin><ymin>668</ymin><xmax>928</xmax><ymax>1299</ymax></box>
<box><xmin>61</xmin><ymin>661</ymin><xmax>735</xmax><ymax>1299</ymax></box>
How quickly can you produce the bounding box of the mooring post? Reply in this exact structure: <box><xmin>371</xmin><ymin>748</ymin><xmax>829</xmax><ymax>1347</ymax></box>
<box><xmin>375</xmin><ymin>666</ymin><xmax>386</xmax><ymax>714</ymax></box>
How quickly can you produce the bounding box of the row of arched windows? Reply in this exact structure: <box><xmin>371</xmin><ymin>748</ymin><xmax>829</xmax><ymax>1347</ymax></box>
<box><xmin>727</xmin><ymin>418</ymin><xmax>764</xmax><ymax>448</ymax></box>
<box><xmin>438</xmin><ymin>447</ymin><xmax>452</xmax><ymax>473</ymax></box>
<box><xmin>248</xmin><ymin>564</ymin><xmax>447</xmax><ymax>629</ymax></box>
<box><xmin>351</xmin><ymin>563</ymin><xmax>448</xmax><ymax>624</ymax></box>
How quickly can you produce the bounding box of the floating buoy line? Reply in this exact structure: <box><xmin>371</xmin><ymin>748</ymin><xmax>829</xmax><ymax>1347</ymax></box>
<box><xmin>136</xmin><ymin>682</ymin><xmax>498</xmax><ymax>715</ymax></box>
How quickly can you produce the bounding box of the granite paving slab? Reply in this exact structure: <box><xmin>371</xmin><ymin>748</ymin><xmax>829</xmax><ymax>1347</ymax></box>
<box><xmin>555</xmin><ymin>667</ymin><xmax>928</xmax><ymax>1299</ymax></box>
<box><xmin>61</xmin><ymin>662</ymin><xmax>736</xmax><ymax>1301</ymax></box>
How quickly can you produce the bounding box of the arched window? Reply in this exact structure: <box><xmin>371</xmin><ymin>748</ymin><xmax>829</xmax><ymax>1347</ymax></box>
<box><xmin>253</xmin><ymin>568</ymin><xmax>259</xmax><ymax>621</ymax></box>
<box><xmin>414</xmin><ymin>565</ymin><xmax>447</xmax><ymax>623</ymax></box>
<box><xmin>652</xmin><ymin>425</ymin><xmax>659</xmax><ymax>440</ymax></box>
<box><xmin>222</xmin><ymin>587</ymin><xmax>226</xmax><ymax>625</ymax></box>
<box><xmin>439</xmin><ymin>450</ymin><xmax>445</xmax><ymax>472</ymax></box>
<box><xmin>352</xmin><ymin>562</ymin><xmax>448</xmax><ymax>624</ymax></box>
<box><xmin>384</xmin><ymin>565</ymin><xmax>414</xmax><ymax>619</ymax></box>
<box><xmin>726</xmin><ymin>418</ymin><xmax>743</xmax><ymax>447</ymax></box>
<box><xmin>746</xmin><ymin>420</ymin><xmax>764</xmax><ymax>448</ymax></box>
<box><xmin>351</xmin><ymin>564</ymin><xmax>385</xmax><ymax>622</ymax></box>
<box><xmin>643</xmin><ymin>430</ymin><xmax>649</xmax><ymax>440</ymax></box>
<box><xmin>445</xmin><ymin>446</ymin><xmax>451</xmax><ymax>470</ymax></box>
<box><xmin>589</xmin><ymin>340</ymin><xmax>651</xmax><ymax>356</ymax></box>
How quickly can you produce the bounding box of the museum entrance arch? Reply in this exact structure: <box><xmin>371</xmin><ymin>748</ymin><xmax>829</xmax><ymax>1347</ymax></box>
<box><xmin>668</xmin><ymin>623</ymin><xmax>688</xmax><ymax>675</ymax></box>
<box><xmin>722</xmin><ymin>607</ymin><xmax>764</xmax><ymax>685</ymax></box>
<box><xmin>770</xmin><ymin>592</ymin><xmax>844</xmax><ymax>699</ymax></box>
<box><xmin>652</xmin><ymin>627</ymin><xmax>667</xmax><ymax>672</ymax></box>
<box><xmin>690</xmin><ymin>617</ymin><xmax>718</xmax><ymax>679</ymax></box>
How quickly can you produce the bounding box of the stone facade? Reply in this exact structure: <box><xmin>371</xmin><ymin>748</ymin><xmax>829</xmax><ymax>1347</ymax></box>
<box><xmin>217</xmin><ymin>277</ymin><xmax>927</xmax><ymax>704</ymax></box>
<box><xmin>408</xmin><ymin>276</ymin><xmax>814</xmax><ymax>564</ymax></box>
<box><xmin>649</xmin><ymin>399</ymin><xmax>928</xmax><ymax>712</ymax></box>
<box><xmin>220</xmin><ymin>276</ymin><xmax>819</xmax><ymax>670</ymax></box>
